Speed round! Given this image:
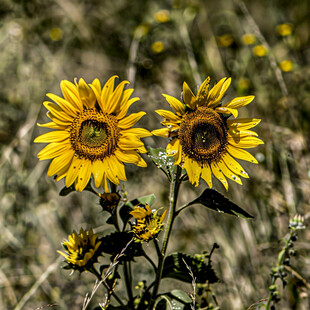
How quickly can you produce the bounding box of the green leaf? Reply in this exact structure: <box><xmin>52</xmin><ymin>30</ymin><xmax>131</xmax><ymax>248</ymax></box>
<box><xmin>59</xmin><ymin>185</ymin><xmax>75</xmax><ymax>196</ymax></box>
<box><xmin>162</xmin><ymin>252</ymin><xmax>219</xmax><ymax>284</ymax></box>
<box><xmin>147</xmin><ymin>147</ymin><xmax>177</xmax><ymax>180</ymax></box>
<box><xmin>155</xmin><ymin>292</ymin><xmax>192</xmax><ymax>310</ymax></box>
<box><xmin>119</xmin><ymin>193</ymin><xmax>156</xmax><ymax>224</ymax></box>
<box><xmin>187</xmin><ymin>188</ymin><xmax>254</xmax><ymax>219</ymax></box>
<box><xmin>99</xmin><ymin>232</ymin><xmax>144</xmax><ymax>261</ymax></box>
<box><xmin>170</xmin><ymin>290</ymin><xmax>192</xmax><ymax>304</ymax></box>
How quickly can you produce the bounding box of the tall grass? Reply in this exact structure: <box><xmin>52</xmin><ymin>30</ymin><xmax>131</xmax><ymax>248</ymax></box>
<box><xmin>0</xmin><ymin>0</ymin><xmax>309</xmax><ymax>309</ymax></box>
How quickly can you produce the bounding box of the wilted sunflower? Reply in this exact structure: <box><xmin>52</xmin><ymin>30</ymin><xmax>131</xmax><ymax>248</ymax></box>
<box><xmin>130</xmin><ymin>204</ymin><xmax>167</xmax><ymax>242</ymax></box>
<box><xmin>35</xmin><ymin>76</ymin><xmax>151</xmax><ymax>192</ymax></box>
<box><xmin>152</xmin><ymin>76</ymin><xmax>263</xmax><ymax>190</ymax></box>
<box><xmin>58</xmin><ymin>228</ymin><xmax>102</xmax><ymax>271</ymax></box>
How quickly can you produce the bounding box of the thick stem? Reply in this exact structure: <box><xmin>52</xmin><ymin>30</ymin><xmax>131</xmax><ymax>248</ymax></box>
<box><xmin>148</xmin><ymin>166</ymin><xmax>182</xmax><ymax>308</ymax></box>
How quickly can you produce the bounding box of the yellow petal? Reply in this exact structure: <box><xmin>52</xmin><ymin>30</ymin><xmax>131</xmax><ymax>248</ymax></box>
<box><xmin>34</xmin><ymin>130</ymin><xmax>70</xmax><ymax>143</ymax></box>
<box><xmin>182</xmin><ymin>82</ymin><xmax>196</xmax><ymax>110</ymax></box>
<box><xmin>166</xmin><ymin>138</ymin><xmax>180</xmax><ymax>156</ymax></box>
<box><xmin>104</xmin><ymin>156</ymin><xmax>120</xmax><ymax>185</ymax></box>
<box><xmin>43</xmin><ymin>101</ymin><xmax>74</xmax><ymax>122</ymax></box>
<box><xmin>227</xmin><ymin>118</ymin><xmax>261</xmax><ymax>130</ymax></box>
<box><xmin>223</xmin><ymin>96</ymin><xmax>254</xmax><ymax>109</ymax></box>
<box><xmin>221</xmin><ymin>152</ymin><xmax>249</xmax><ymax>178</ymax></box>
<box><xmin>46</xmin><ymin>94</ymin><xmax>78</xmax><ymax>118</ymax></box>
<box><xmin>228</xmin><ymin>129</ymin><xmax>258</xmax><ymax>139</ymax></box>
<box><xmin>55</xmin><ymin>161</ymin><xmax>72</xmax><ymax>181</ymax></box>
<box><xmin>46</xmin><ymin>112</ymin><xmax>73</xmax><ymax>126</ymax></box>
<box><xmin>215</xmin><ymin>107</ymin><xmax>238</xmax><ymax>118</ymax></box>
<box><xmin>196</xmin><ymin>76</ymin><xmax>211</xmax><ymax>106</ymax></box>
<box><xmin>101</xmin><ymin>174</ymin><xmax>109</xmax><ymax>193</ymax></box>
<box><xmin>91</xmin><ymin>78</ymin><xmax>101</xmax><ymax>94</ymax></box>
<box><xmin>118</xmin><ymin>112</ymin><xmax>146</xmax><ymax>129</ymax></box>
<box><xmin>121</xmin><ymin>128</ymin><xmax>151</xmax><ymax>138</ymax></box>
<box><xmin>60</xmin><ymin>80</ymin><xmax>83</xmax><ymax>111</ymax></box>
<box><xmin>77</xmin><ymin>78</ymin><xmax>96</xmax><ymax>108</ymax></box>
<box><xmin>115</xmin><ymin>149</ymin><xmax>147</xmax><ymax>167</ymax></box>
<box><xmin>100</xmin><ymin>76</ymin><xmax>118</xmax><ymax>112</ymax></box>
<box><xmin>37</xmin><ymin>141</ymin><xmax>71</xmax><ymax>160</ymax></box>
<box><xmin>207</xmin><ymin>77</ymin><xmax>231</xmax><ymax>108</ymax></box>
<box><xmin>155</xmin><ymin>110</ymin><xmax>182</xmax><ymax>123</ymax></box>
<box><xmin>37</xmin><ymin>122</ymin><xmax>66</xmax><ymax>130</ymax></box>
<box><xmin>226</xmin><ymin>144</ymin><xmax>258</xmax><ymax>163</ymax></box>
<box><xmin>92</xmin><ymin>160</ymin><xmax>105</xmax><ymax>188</ymax></box>
<box><xmin>184</xmin><ymin>157</ymin><xmax>201</xmax><ymax>186</ymax></box>
<box><xmin>108</xmin><ymin>155</ymin><xmax>127</xmax><ymax>181</ymax></box>
<box><xmin>217</xmin><ymin>159</ymin><xmax>242</xmax><ymax>185</ymax></box>
<box><xmin>47</xmin><ymin>149</ymin><xmax>74</xmax><ymax>177</ymax></box>
<box><xmin>228</xmin><ymin>136</ymin><xmax>264</xmax><ymax>148</ymax></box>
<box><xmin>118</xmin><ymin>134</ymin><xmax>145</xmax><ymax>150</ymax></box>
<box><xmin>65</xmin><ymin>157</ymin><xmax>83</xmax><ymax>187</ymax></box>
<box><xmin>75</xmin><ymin>160</ymin><xmax>92</xmax><ymax>191</ymax></box>
<box><xmin>201</xmin><ymin>164</ymin><xmax>212</xmax><ymax>188</ymax></box>
<box><xmin>152</xmin><ymin>128</ymin><xmax>169</xmax><ymax>138</ymax></box>
<box><xmin>106</xmin><ymin>80</ymin><xmax>130</xmax><ymax>114</ymax></box>
<box><xmin>163</xmin><ymin>94</ymin><xmax>185</xmax><ymax>116</ymax></box>
<box><xmin>210</xmin><ymin>161</ymin><xmax>228</xmax><ymax>191</ymax></box>
<box><xmin>116</xmin><ymin>97</ymin><xmax>139</xmax><ymax>120</ymax></box>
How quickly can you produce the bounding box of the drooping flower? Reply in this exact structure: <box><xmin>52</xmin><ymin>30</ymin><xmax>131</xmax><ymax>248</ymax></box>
<box><xmin>99</xmin><ymin>192</ymin><xmax>121</xmax><ymax>212</ymax></box>
<box><xmin>58</xmin><ymin>228</ymin><xmax>102</xmax><ymax>271</ymax></box>
<box><xmin>152</xmin><ymin>76</ymin><xmax>263</xmax><ymax>190</ymax></box>
<box><xmin>130</xmin><ymin>204</ymin><xmax>167</xmax><ymax>242</ymax></box>
<box><xmin>34</xmin><ymin>76</ymin><xmax>151</xmax><ymax>192</ymax></box>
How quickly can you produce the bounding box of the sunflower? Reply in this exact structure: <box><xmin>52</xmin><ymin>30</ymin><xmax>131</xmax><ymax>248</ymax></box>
<box><xmin>130</xmin><ymin>203</ymin><xmax>167</xmax><ymax>242</ymax></box>
<box><xmin>58</xmin><ymin>228</ymin><xmax>102</xmax><ymax>271</ymax></box>
<box><xmin>152</xmin><ymin>76</ymin><xmax>263</xmax><ymax>190</ymax></box>
<box><xmin>35</xmin><ymin>76</ymin><xmax>151</xmax><ymax>192</ymax></box>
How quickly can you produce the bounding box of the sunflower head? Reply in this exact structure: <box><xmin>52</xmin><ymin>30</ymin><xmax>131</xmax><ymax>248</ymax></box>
<box><xmin>152</xmin><ymin>76</ymin><xmax>263</xmax><ymax>190</ymax></box>
<box><xmin>130</xmin><ymin>204</ymin><xmax>167</xmax><ymax>243</ymax></box>
<box><xmin>34</xmin><ymin>76</ymin><xmax>151</xmax><ymax>192</ymax></box>
<box><xmin>58</xmin><ymin>228</ymin><xmax>102</xmax><ymax>272</ymax></box>
<box><xmin>99</xmin><ymin>192</ymin><xmax>121</xmax><ymax>212</ymax></box>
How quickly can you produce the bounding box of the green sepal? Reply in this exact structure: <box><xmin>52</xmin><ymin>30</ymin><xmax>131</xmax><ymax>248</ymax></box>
<box><xmin>162</xmin><ymin>252</ymin><xmax>219</xmax><ymax>284</ymax></box>
<box><xmin>59</xmin><ymin>184</ymin><xmax>75</xmax><ymax>196</ymax></box>
<box><xmin>119</xmin><ymin>193</ymin><xmax>156</xmax><ymax>225</ymax></box>
<box><xmin>99</xmin><ymin>232</ymin><xmax>144</xmax><ymax>261</ymax></box>
<box><xmin>147</xmin><ymin>147</ymin><xmax>177</xmax><ymax>181</ymax></box>
<box><xmin>186</xmin><ymin>188</ymin><xmax>254</xmax><ymax>219</ymax></box>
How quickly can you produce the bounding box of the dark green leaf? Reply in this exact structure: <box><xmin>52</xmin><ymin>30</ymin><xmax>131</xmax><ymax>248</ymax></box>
<box><xmin>155</xmin><ymin>295</ymin><xmax>172</xmax><ymax>310</ymax></box>
<box><xmin>162</xmin><ymin>252</ymin><xmax>219</xmax><ymax>284</ymax></box>
<box><xmin>120</xmin><ymin>193</ymin><xmax>156</xmax><ymax>224</ymax></box>
<box><xmin>187</xmin><ymin>188</ymin><xmax>254</xmax><ymax>219</ymax></box>
<box><xmin>100</xmin><ymin>232</ymin><xmax>144</xmax><ymax>261</ymax></box>
<box><xmin>59</xmin><ymin>185</ymin><xmax>75</xmax><ymax>196</ymax></box>
<box><xmin>147</xmin><ymin>147</ymin><xmax>176</xmax><ymax>180</ymax></box>
<box><xmin>155</xmin><ymin>293</ymin><xmax>192</xmax><ymax>310</ymax></box>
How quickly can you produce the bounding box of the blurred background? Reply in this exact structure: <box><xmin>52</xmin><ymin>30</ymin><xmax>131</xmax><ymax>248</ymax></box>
<box><xmin>0</xmin><ymin>0</ymin><xmax>310</xmax><ymax>309</ymax></box>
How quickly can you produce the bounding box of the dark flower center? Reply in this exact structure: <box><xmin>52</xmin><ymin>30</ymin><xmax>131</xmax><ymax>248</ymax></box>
<box><xmin>178</xmin><ymin>107</ymin><xmax>228</xmax><ymax>164</ymax></box>
<box><xmin>69</xmin><ymin>108</ymin><xmax>120</xmax><ymax>161</ymax></box>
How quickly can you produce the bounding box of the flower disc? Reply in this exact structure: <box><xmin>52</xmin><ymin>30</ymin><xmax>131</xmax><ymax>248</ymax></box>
<box><xmin>70</xmin><ymin>108</ymin><xmax>120</xmax><ymax>161</ymax></box>
<box><xmin>179</xmin><ymin>107</ymin><xmax>227</xmax><ymax>164</ymax></box>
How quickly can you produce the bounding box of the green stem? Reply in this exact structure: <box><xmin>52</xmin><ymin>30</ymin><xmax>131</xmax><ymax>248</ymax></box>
<box><xmin>148</xmin><ymin>166</ymin><xmax>182</xmax><ymax>308</ymax></box>
<box><xmin>265</xmin><ymin>228</ymin><xmax>295</xmax><ymax>309</ymax></box>
<box><xmin>89</xmin><ymin>266</ymin><xmax>124</xmax><ymax>306</ymax></box>
<box><xmin>143</xmin><ymin>252</ymin><xmax>157</xmax><ymax>273</ymax></box>
<box><xmin>124</xmin><ymin>261</ymin><xmax>133</xmax><ymax>302</ymax></box>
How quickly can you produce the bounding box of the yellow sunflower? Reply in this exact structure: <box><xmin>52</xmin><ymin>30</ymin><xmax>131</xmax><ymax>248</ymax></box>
<box><xmin>58</xmin><ymin>228</ymin><xmax>102</xmax><ymax>271</ymax></box>
<box><xmin>35</xmin><ymin>76</ymin><xmax>151</xmax><ymax>192</ymax></box>
<box><xmin>130</xmin><ymin>204</ymin><xmax>167</xmax><ymax>242</ymax></box>
<box><xmin>152</xmin><ymin>76</ymin><xmax>263</xmax><ymax>190</ymax></box>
